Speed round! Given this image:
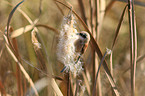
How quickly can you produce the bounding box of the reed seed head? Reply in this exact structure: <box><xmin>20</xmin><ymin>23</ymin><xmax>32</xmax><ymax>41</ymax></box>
<box><xmin>57</xmin><ymin>14</ymin><xmax>83</xmax><ymax>74</ymax></box>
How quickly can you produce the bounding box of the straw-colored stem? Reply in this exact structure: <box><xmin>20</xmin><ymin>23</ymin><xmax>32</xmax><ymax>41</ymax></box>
<box><xmin>77</xmin><ymin>0</ymin><xmax>87</xmax><ymax>24</ymax></box>
<box><xmin>54</xmin><ymin>1</ymin><xmax>120</xmax><ymax>95</ymax></box>
<box><xmin>127</xmin><ymin>0</ymin><xmax>137</xmax><ymax>95</ymax></box>
<box><xmin>10</xmin><ymin>27</ymin><xmax>23</xmax><ymax>96</ymax></box>
<box><xmin>4</xmin><ymin>35</ymin><xmax>39</xmax><ymax>96</ymax></box>
<box><xmin>93</xmin><ymin>51</ymin><xmax>107</xmax><ymax>96</ymax></box>
<box><xmin>67</xmin><ymin>72</ymin><xmax>70</xmax><ymax>96</ymax></box>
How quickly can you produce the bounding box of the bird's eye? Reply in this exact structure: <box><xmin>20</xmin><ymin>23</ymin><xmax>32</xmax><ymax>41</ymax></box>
<box><xmin>80</xmin><ymin>33</ymin><xmax>87</xmax><ymax>38</ymax></box>
<box><xmin>79</xmin><ymin>33</ymin><xmax>83</xmax><ymax>36</ymax></box>
<box><xmin>76</xmin><ymin>32</ymin><xmax>87</xmax><ymax>39</ymax></box>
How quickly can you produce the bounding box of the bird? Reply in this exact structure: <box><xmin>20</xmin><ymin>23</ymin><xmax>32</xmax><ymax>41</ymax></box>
<box><xmin>74</xmin><ymin>31</ymin><xmax>90</xmax><ymax>63</ymax></box>
<box><xmin>60</xmin><ymin>31</ymin><xmax>90</xmax><ymax>72</ymax></box>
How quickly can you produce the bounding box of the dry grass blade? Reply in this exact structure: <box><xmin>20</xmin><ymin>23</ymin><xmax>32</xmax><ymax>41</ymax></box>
<box><xmin>137</xmin><ymin>54</ymin><xmax>145</xmax><ymax>63</ymax></box>
<box><xmin>11</xmin><ymin>25</ymin><xmax>34</xmax><ymax>38</ymax></box>
<box><xmin>94</xmin><ymin>1</ymin><xmax>102</xmax><ymax>94</ymax></box>
<box><xmin>7</xmin><ymin>3</ymin><xmax>59</xmax><ymax>91</ymax></box>
<box><xmin>6</xmin><ymin>0</ymin><xmax>24</xmax><ymax>45</ymax></box>
<box><xmin>53</xmin><ymin>76</ymin><xmax>64</xmax><ymax>81</ymax></box>
<box><xmin>17</xmin><ymin>8</ymin><xmax>33</xmax><ymax>24</ymax></box>
<box><xmin>127</xmin><ymin>0</ymin><xmax>137</xmax><ymax>95</ymax></box>
<box><xmin>55</xmin><ymin>0</ymin><xmax>120</xmax><ymax>95</ymax></box>
<box><xmin>111</xmin><ymin>4</ymin><xmax>128</xmax><ymax>50</ymax></box>
<box><xmin>105</xmin><ymin>1</ymin><xmax>116</xmax><ymax>15</ymax></box>
<box><xmin>35</xmin><ymin>24</ymin><xmax>59</xmax><ymax>34</ymax></box>
<box><xmin>89</xmin><ymin>0</ymin><xmax>94</xmax><ymax>33</ymax></box>
<box><xmin>118</xmin><ymin>0</ymin><xmax>145</xmax><ymax>7</ymax></box>
<box><xmin>82</xmin><ymin>72</ymin><xmax>91</xmax><ymax>95</ymax></box>
<box><xmin>93</xmin><ymin>51</ymin><xmax>108</xmax><ymax>96</ymax></box>
<box><xmin>50</xmin><ymin>79</ymin><xmax>63</xmax><ymax>96</ymax></box>
<box><xmin>5</xmin><ymin>1</ymin><xmax>37</xmax><ymax>95</ymax></box>
<box><xmin>26</xmin><ymin>77</ymin><xmax>48</xmax><ymax>95</ymax></box>
<box><xmin>5</xmin><ymin>1</ymin><xmax>25</xmax><ymax>65</ymax></box>
<box><xmin>22</xmin><ymin>58</ymin><xmax>64</xmax><ymax>81</ymax></box>
<box><xmin>110</xmin><ymin>53</ymin><xmax>113</xmax><ymax>76</ymax></box>
<box><xmin>95</xmin><ymin>0</ymin><xmax>99</xmax><ymax>37</ymax></box>
<box><xmin>120</xmin><ymin>53</ymin><xmax>145</xmax><ymax>75</ymax></box>
<box><xmin>77</xmin><ymin>0</ymin><xmax>87</xmax><ymax>24</ymax></box>
<box><xmin>74</xmin><ymin>79</ymin><xmax>79</xmax><ymax>96</ymax></box>
<box><xmin>10</xmin><ymin>27</ymin><xmax>23</xmax><ymax>96</ymax></box>
<box><xmin>39</xmin><ymin>0</ymin><xmax>43</xmax><ymax>15</ymax></box>
<box><xmin>33</xmin><ymin>22</ymin><xmax>64</xmax><ymax>96</ymax></box>
<box><xmin>26</xmin><ymin>77</ymin><xmax>63</xmax><ymax>96</ymax></box>
<box><xmin>0</xmin><ymin>45</ymin><xmax>5</xmax><ymax>59</ymax></box>
<box><xmin>4</xmin><ymin>0</ymin><xmax>33</xmax><ymax>24</ymax></box>
<box><xmin>3</xmin><ymin>34</ymin><xmax>39</xmax><ymax>96</ymax></box>
<box><xmin>54</xmin><ymin>1</ymin><xmax>64</xmax><ymax>16</ymax></box>
<box><xmin>6</xmin><ymin>1</ymin><xmax>55</xmax><ymax>80</ymax></box>
<box><xmin>67</xmin><ymin>72</ymin><xmax>70</xmax><ymax>96</ymax></box>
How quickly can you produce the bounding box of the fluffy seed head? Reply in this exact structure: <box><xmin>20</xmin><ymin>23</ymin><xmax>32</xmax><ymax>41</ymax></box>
<box><xmin>57</xmin><ymin>14</ymin><xmax>83</xmax><ymax>74</ymax></box>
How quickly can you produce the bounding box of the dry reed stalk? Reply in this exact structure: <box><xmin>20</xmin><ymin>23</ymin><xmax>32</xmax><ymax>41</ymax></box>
<box><xmin>96</xmin><ymin>0</ymin><xmax>106</xmax><ymax>40</ymax></box>
<box><xmin>77</xmin><ymin>0</ymin><xmax>87</xmax><ymax>24</ymax></box>
<box><xmin>11</xmin><ymin>25</ymin><xmax>34</xmax><ymax>38</ymax></box>
<box><xmin>35</xmin><ymin>24</ymin><xmax>59</xmax><ymax>34</ymax></box>
<box><xmin>4</xmin><ymin>1</ymin><xmax>37</xmax><ymax>25</ymax></box>
<box><xmin>67</xmin><ymin>72</ymin><xmax>70</xmax><ymax>96</ymax></box>
<box><xmin>54</xmin><ymin>1</ymin><xmax>64</xmax><ymax>16</ymax></box>
<box><xmin>74</xmin><ymin>79</ymin><xmax>79</xmax><ymax>96</ymax></box>
<box><xmin>105</xmin><ymin>1</ymin><xmax>116</xmax><ymax>15</ymax></box>
<box><xmin>5</xmin><ymin>0</ymin><xmax>39</xmax><ymax>95</ymax></box>
<box><xmin>31</xmin><ymin>17</ymin><xmax>64</xmax><ymax>96</ymax></box>
<box><xmin>88</xmin><ymin>0</ymin><xmax>97</xmax><ymax>94</ymax></box>
<box><xmin>0</xmin><ymin>46</ymin><xmax>4</xmax><ymax>59</ymax></box>
<box><xmin>93</xmin><ymin>50</ymin><xmax>108</xmax><ymax>96</ymax></box>
<box><xmin>6</xmin><ymin>0</ymin><xmax>24</xmax><ymax>51</ymax></box>
<box><xmin>55</xmin><ymin>0</ymin><xmax>120</xmax><ymax>95</ymax></box>
<box><xmin>97</xmin><ymin>68</ymin><xmax>102</xmax><ymax>96</ymax></box>
<box><xmin>127</xmin><ymin>0</ymin><xmax>137</xmax><ymax>96</ymax></box>
<box><xmin>82</xmin><ymin>71</ymin><xmax>91</xmax><ymax>95</ymax></box>
<box><xmin>118</xmin><ymin>0</ymin><xmax>145</xmax><ymax>7</ymax></box>
<box><xmin>77</xmin><ymin>0</ymin><xmax>93</xmax><ymax>95</ymax></box>
<box><xmin>50</xmin><ymin>78</ymin><xmax>64</xmax><ymax>96</ymax></box>
<box><xmin>109</xmin><ymin>4</ymin><xmax>128</xmax><ymax>96</ymax></box>
<box><xmin>89</xmin><ymin>0</ymin><xmax>94</xmax><ymax>33</ymax></box>
<box><xmin>94</xmin><ymin>0</ymin><xmax>103</xmax><ymax>95</ymax></box>
<box><xmin>110</xmin><ymin>53</ymin><xmax>113</xmax><ymax>77</ymax></box>
<box><xmin>136</xmin><ymin>54</ymin><xmax>145</xmax><ymax>63</ymax></box>
<box><xmin>36</xmin><ymin>29</ymin><xmax>64</xmax><ymax>95</ymax></box>
<box><xmin>109</xmin><ymin>5</ymin><xmax>128</xmax><ymax>95</ymax></box>
<box><xmin>95</xmin><ymin>0</ymin><xmax>102</xmax><ymax>95</ymax></box>
<box><xmin>3</xmin><ymin>34</ymin><xmax>39</xmax><ymax>96</ymax></box>
<box><xmin>5</xmin><ymin>1</ymin><xmax>63</xmax><ymax>95</ymax></box>
<box><xmin>9</xmin><ymin>27</ymin><xmax>23</xmax><ymax>96</ymax></box>
<box><xmin>95</xmin><ymin>0</ymin><xmax>99</xmax><ymax>38</ymax></box>
<box><xmin>39</xmin><ymin>0</ymin><xmax>43</xmax><ymax>15</ymax></box>
<box><xmin>7</xmin><ymin>2</ymin><xmax>55</xmax><ymax>77</ymax></box>
<box><xmin>111</xmin><ymin>5</ymin><xmax>128</xmax><ymax>50</ymax></box>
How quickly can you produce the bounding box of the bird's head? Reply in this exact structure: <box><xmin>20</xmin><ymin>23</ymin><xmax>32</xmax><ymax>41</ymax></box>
<box><xmin>76</xmin><ymin>31</ymin><xmax>90</xmax><ymax>43</ymax></box>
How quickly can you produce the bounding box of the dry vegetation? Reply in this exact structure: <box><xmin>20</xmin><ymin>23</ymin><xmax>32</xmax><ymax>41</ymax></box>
<box><xmin>0</xmin><ymin>0</ymin><xmax>145</xmax><ymax>96</ymax></box>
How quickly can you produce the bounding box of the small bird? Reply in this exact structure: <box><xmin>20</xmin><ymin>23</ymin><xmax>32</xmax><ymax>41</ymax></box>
<box><xmin>60</xmin><ymin>31</ymin><xmax>90</xmax><ymax>72</ymax></box>
<box><xmin>74</xmin><ymin>31</ymin><xmax>90</xmax><ymax>63</ymax></box>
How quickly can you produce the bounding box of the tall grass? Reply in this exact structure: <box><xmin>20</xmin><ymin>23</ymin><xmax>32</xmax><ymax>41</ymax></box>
<box><xmin>0</xmin><ymin>0</ymin><xmax>145</xmax><ymax>96</ymax></box>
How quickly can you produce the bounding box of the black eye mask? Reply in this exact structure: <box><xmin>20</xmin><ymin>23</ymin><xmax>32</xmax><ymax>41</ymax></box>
<box><xmin>76</xmin><ymin>33</ymin><xmax>87</xmax><ymax>39</ymax></box>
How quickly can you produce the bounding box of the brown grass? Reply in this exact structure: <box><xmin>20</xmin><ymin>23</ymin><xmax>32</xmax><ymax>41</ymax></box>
<box><xmin>0</xmin><ymin>0</ymin><xmax>145</xmax><ymax>96</ymax></box>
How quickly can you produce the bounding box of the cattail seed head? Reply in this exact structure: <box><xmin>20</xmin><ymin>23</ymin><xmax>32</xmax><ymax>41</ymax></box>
<box><xmin>57</xmin><ymin>13</ymin><xmax>83</xmax><ymax>74</ymax></box>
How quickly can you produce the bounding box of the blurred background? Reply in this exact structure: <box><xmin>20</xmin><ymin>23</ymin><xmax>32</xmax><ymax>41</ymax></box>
<box><xmin>0</xmin><ymin>0</ymin><xmax>145</xmax><ymax>96</ymax></box>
